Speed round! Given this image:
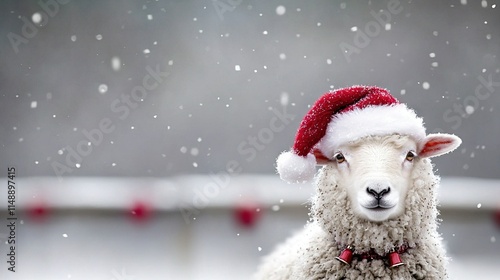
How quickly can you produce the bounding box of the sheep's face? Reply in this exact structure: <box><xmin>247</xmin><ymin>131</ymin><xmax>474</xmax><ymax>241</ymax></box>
<box><xmin>327</xmin><ymin>135</ymin><xmax>416</xmax><ymax>222</ymax></box>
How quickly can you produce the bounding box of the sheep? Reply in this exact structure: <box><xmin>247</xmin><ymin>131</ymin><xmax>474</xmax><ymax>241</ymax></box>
<box><xmin>253</xmin><ymin>86</ymin><xmax>461</xmax><ymax>280</ymax></box>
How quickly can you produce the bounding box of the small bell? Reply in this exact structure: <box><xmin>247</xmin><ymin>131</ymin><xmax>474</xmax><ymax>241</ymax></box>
<box><xmin>388</xmin><ymin>251</ymin><xmax>404</xmax><ymax>268</ymax></box>
<box><xmin>335</xmin><ymin>245</ymin><xmax>354</xmax><ymax>265</ymax></box>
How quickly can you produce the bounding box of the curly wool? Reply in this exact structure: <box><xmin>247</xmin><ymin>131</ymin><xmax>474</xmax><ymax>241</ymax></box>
<box><xmin>254</xmin><ymin>157</ymin><xmax>448</xmax><ymax>280</ymax></box>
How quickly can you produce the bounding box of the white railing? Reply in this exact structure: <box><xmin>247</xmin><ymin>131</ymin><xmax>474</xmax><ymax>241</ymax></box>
<box><xmin>1</xmin><ymin>176</ymin><xmax>499</xmax><ymax>210</ymax></box>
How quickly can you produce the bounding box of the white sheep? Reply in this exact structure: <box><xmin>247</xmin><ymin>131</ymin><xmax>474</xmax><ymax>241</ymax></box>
<box><xmin>254</xmin><ymin>86</ymin><xmax>461</xmax><ymax>280</ymax></box>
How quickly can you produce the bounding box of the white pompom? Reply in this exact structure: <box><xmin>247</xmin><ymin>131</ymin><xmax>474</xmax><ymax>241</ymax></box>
<box><xmin>276</xmin><ymin>151</ymin><xmax>316</xmax><ymax>183</ymax></box>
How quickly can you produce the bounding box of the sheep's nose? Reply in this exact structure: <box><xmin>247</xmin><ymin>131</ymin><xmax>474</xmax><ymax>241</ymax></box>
<box><xmin>366</xmin><ymin>186</ymin><xmax>391</xmax><ymax>199</ymax></box>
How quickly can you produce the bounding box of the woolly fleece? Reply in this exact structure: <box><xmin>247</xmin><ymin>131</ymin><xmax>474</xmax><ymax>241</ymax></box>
<box><xmin>254</xmin><ymin>137</ymin><xmax>448</xmax><ymax>280</ymax></box>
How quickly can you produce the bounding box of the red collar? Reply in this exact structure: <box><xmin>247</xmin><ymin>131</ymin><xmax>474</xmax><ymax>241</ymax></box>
<box><xmin>336</xmin><ymin>242</ymin><xmax>412</xmax><ymax>268</ymax></box>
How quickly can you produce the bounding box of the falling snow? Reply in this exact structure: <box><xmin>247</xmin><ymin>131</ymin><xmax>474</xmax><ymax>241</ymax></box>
<box><xmin>190</xmin><ymin>148</ymin><xmax>199</xmax><ymax>156</ymax></box>
<box><xmin>280</xmin><ymin>92</ymin><xmax>289</xmax><ymax>106</ymax></box>
<box><xmin>32</xmin><ymin>12</ymin><xmax>42</xmax><ymax>24</ymax></box>
<box><xmin>276</xmin><ymin>5</ymin><xmax>286</xmax><ymax>15</ymax></box>
<box><xmin>465</xmin><ymin>105</ymin><xmax>474</xmax><ymax>114</ymax></box>
<box><xmin>111</xmin><ymin>56</ymin><xmax>121</xmax><ymax>71</ymax></box>
<box><xmin>98</xmin><ymin>84</ymin><xmax>108</xmax><ymax>94</ymax></box>
<box><xmin>3</xmin><ymin>4</ymin><xmax>500</xmax><ymax>261</ymax></box>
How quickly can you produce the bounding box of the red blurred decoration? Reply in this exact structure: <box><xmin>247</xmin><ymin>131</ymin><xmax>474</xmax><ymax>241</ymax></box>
<box><xmin>129</xmin><ymin>201</ymin><xmax>152</xmax><ymax>222</ymax></box>
<box><xmin>335</xmin><ymin>246</ymin><xmax>354</xmax><ymax>265</ymax></box>
<box><xmin>234</xmin><ymin>201</ymin><xmax>261</xmax><ymax>228</ymax></box>
<box><xmin>494</xmin><ymin>208</ymin><xmax>500</xmax><ymax>228</ymax></box>
<box><xmin>27</xmin><ymin>202</ymin><xmax>49</xmax><ymax>222</ymax></box>
<box><xmin>388</xmin><ymin>251</ymin><xmax>405</xmax><ymax>268</ymax></box>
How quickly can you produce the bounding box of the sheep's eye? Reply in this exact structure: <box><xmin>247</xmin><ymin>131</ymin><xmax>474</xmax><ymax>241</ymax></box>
<box><xmin>334</xmin><ymin>152</ymin><xmax>346</xmax><ymax>164</ymax></box>
<box><xmin>406</xmin><ymin>151</ymin><xmax>416</xmax><ymax>162</ymax></box>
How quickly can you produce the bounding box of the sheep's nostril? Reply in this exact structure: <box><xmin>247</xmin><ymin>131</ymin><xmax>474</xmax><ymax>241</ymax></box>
<box><xmin>366</xmin><ymin>188</ymin><xmax>377</xmax><ymax>197</ymax></box>
<box><xmin>380</xmin><ymin>187</ymin><xmax>390</xmax><ymax>197</ymax></box>
<box><xmin>366</xmin><ymin>186</ymin><xmax>391</xmax><ymax>199</ymax></box>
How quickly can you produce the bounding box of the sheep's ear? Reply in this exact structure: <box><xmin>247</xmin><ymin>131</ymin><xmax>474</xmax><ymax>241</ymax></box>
<box><xmin>313</xmin><ymin>148</ymin><xmax>331</xmax><ymax>165</ymax></box>
<box><xmin>418</xmin><ymin>133</ymin><xmax>462</xmax><ymax>158</ymax></box>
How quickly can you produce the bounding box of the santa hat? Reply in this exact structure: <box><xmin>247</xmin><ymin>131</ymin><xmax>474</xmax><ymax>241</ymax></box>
<box><xmin>277</xmin><ymin>85</ymin><xmax>426</xmax><ymax>183</ymax></box>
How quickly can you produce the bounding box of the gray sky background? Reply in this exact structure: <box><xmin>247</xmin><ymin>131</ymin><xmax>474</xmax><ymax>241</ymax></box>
<box><xmin>1</xmin><ymin>0</ymin><xmax>499</xmax><ymax>179</ymax></box>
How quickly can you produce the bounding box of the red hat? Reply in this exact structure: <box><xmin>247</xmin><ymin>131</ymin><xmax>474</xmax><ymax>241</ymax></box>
<box><xmin>277</xmin><ymin>85</ymin><xmax>427</xmax><ymax>183</ymax></box>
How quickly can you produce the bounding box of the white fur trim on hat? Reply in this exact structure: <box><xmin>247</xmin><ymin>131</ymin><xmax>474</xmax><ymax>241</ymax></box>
<box><xmin>276</xmin><ymin>151</ymin><xmax>316</xmax><ymax>183</ymax></box>
<box><xmin>317</xmin><ymin>104</ymin><xmax>426</xmax><ymax>158</ymax></box>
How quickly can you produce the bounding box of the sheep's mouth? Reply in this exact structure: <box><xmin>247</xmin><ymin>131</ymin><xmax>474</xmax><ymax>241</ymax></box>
<box><xmin>368</xmin><ymin>206</ymin><xmax>392</xmax><ymax>211</ymax></box>
<box><xmin>362</xmin><ymin>202</ymin><xmax>395</xmax><ymax>210</ymax></box>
